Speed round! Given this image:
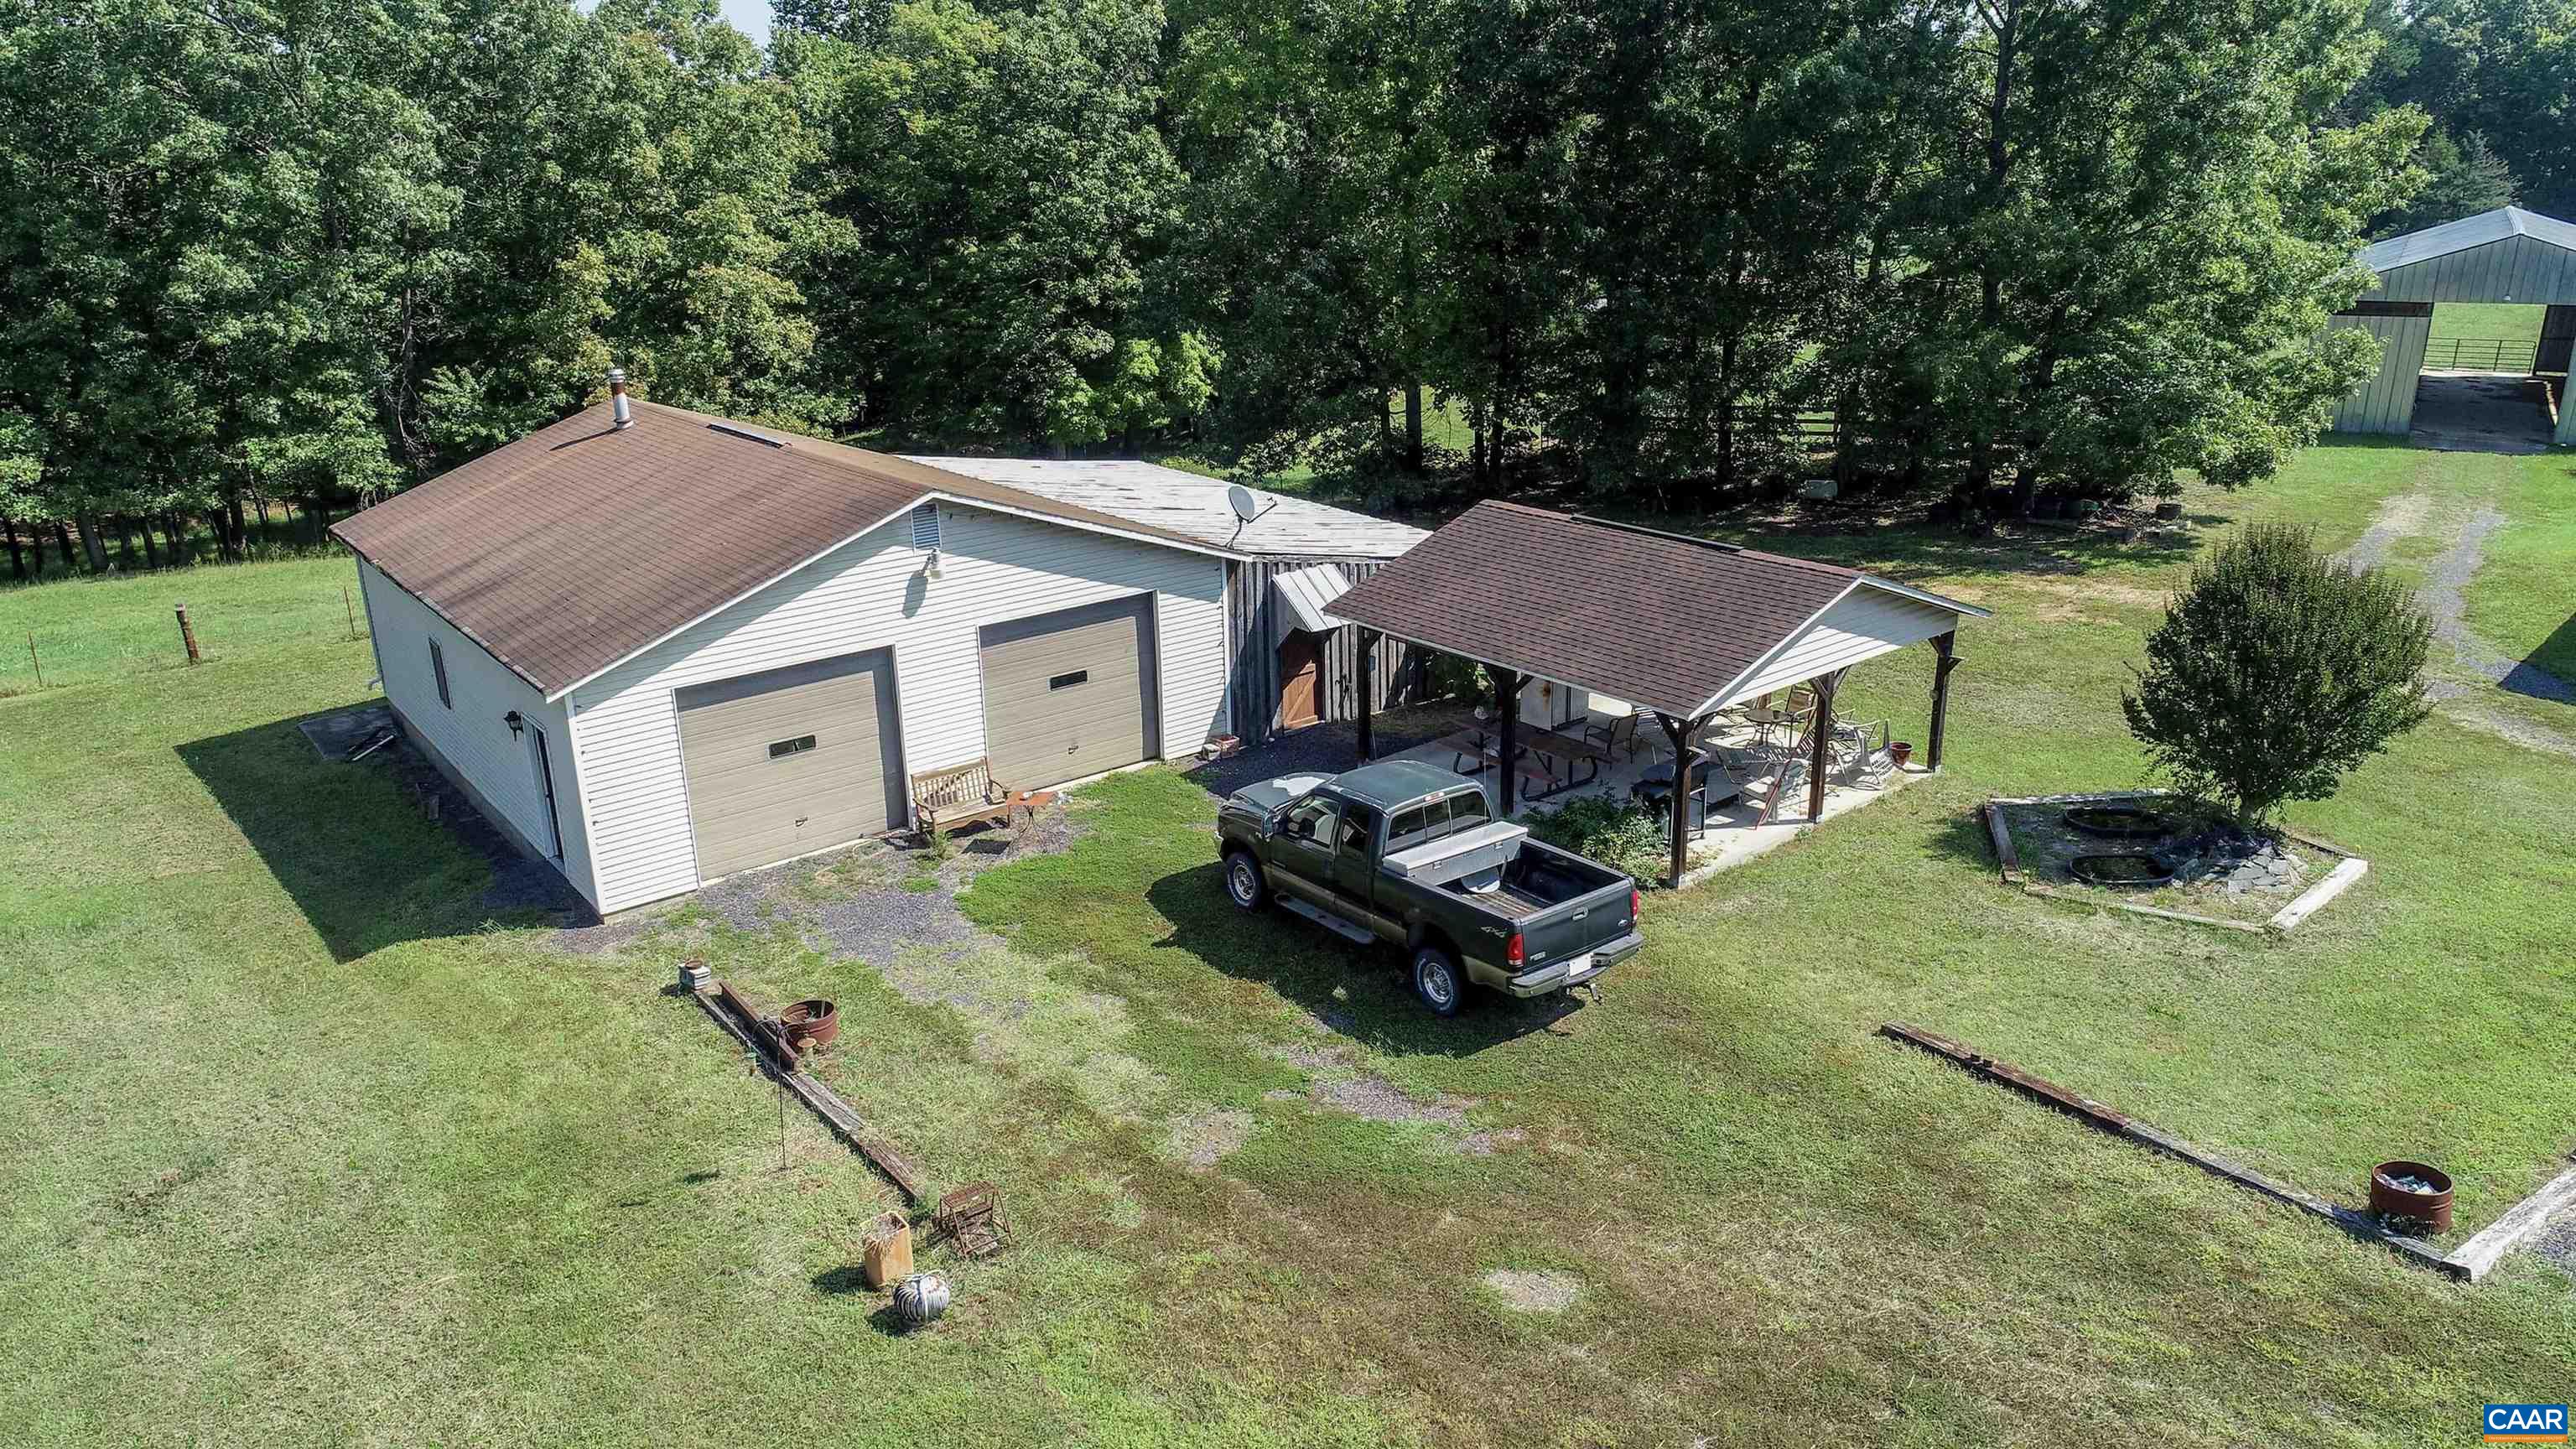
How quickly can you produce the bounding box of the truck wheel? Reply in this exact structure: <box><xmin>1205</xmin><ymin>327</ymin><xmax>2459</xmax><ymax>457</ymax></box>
<box><xmin>1223</xmin><ymin>851</ymin><xmax>1270</xmax><ymax>911</ymax></box>
<box><xmin>1410</xmin><ymin>945</ymin><xmax>1466</xmax><ymax>1017</ymax></box>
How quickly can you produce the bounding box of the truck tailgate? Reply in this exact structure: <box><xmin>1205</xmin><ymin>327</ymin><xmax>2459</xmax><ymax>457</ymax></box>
<box><xmin>1513</xmin><ymin>877</ymin><xmax>1636</xmax><ymax>971</ymax></box>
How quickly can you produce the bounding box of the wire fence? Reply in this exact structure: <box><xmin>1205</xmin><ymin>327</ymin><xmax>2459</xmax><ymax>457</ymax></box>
<box><xmin>2</xmin><ymin>559</ymin><xmax>370</xmax><ymax>696</ymax></box>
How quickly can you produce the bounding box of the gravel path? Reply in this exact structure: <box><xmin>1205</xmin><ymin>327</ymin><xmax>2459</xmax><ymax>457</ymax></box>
<box><xmin>556</xmin><ymin>802</ymin><xmax>1075</xmax><ymax>964</ymax></box>
<box><xmin>2340</xmin><ymin>490</ymin><xmax>2576</xmax><ymax>760</ymax></box>
<box><xmin>1184</xmin><ymin>704</ymin><xmax>1475</xmax><ymax>798</ymax></box>
<box><xmin>2421</xmin><ymin>506</ymin><xmax>2576</xmax><ymax>706</ymax></box>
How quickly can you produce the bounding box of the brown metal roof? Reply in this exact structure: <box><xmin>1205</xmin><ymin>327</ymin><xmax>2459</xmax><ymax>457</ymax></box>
<box><xmin>331</xmin><ymin>400</ymin><xmax>1218</xmax><ymax>698</ymax></box>
<box><xmin>1329</xmin><ymin>501</ymin><xmax>1970</xmax><ymax>719</ymax></box>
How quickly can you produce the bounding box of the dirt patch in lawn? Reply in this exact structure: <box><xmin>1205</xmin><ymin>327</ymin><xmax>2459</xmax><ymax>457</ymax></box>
<box><xmin>1311</xmin><ymin>1073</ymin><xmax>1473</xmax><ymax>1127</ymax></box>
<box><xmin>1483</xmin><ymin>1269</ymin><xmax>1582</xmax><ymax>1312</ymax></box>
<box><xmin>2343</xmin><ymin>490</ymin><xmax>2434</xmax><ymax>572</ymax></box>
<box><xmin>881</xmin><ymin>942</ymin><xmax>1167</xmax><ymax>1121</ymax></box>
<box><xmin>1266</xmin><ymin>1036</ymin><xmax>1479</xmax><ymax>1132</ymax></box>
<box><xmin>2005</xmin><ymin>576</ymin><xmax>2172</xmax><ymax>625</ymax></box>
<box><xmin>1166</xmin><ymin>1108</ymin><xmax>1255</xmax><ymax>1171</ymax></box>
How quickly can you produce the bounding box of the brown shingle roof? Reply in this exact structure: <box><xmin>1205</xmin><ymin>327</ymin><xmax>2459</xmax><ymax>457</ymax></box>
<box><xmin>330</xmin><ymin>401</ymin><xmax>1217</xmax><ymax>698</ymax></box>
<box><xmin>1329</xmin><ymin>501</ymin><xmax>1965</xmax><ymax>719</ymax></box>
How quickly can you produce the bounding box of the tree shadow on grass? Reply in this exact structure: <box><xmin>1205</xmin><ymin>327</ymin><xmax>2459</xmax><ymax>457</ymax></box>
<box><xmin>175</xmin><ymin>701</ymin><xmax>587</xmax><ymax>962</ymax></box>
<box><xmin>1140</xmin><ymin>862</ymin><xmax>1589</xmax><ymax>1062</ymax></box>
<box><xmin>2511</xmin><ymin>612</ymin><xmax>2576</xmax><ymax>703</ymax></box>
<box><xmin>1926</xmin><ymin>804</ymin><xmax>2008</xmax><ymax>875</ymax></box>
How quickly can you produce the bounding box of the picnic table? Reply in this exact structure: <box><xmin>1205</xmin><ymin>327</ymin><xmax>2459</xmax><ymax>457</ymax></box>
<box><xmin>1435</xmin><ymin>726</ymin><xmax>1596</xmax><ymax>799</ymax></box>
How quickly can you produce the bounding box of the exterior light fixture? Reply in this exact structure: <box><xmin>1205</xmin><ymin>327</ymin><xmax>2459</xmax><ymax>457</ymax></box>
<box><xmin>923</xmin><ymin>548</ymin><xmax>943</xmax><ymax>581</ymax></box>
<box><xmin>504</xmin><ymin>710</ymin><xmax>526</xmax><ymax>739</ymax></box>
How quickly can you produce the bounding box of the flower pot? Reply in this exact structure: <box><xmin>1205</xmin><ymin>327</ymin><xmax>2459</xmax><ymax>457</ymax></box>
<box><xmin>1888</xmin><ymin>741</ymin><xmax>1914</xmax><ymax>769</ymax></box>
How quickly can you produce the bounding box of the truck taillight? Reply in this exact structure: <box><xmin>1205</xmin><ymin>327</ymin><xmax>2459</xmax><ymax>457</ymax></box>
<box><xmin>1631</xmin><ymin>887</ymin><xmax>1642</xmax><ymax>921</ymax></box>
<box><xmin>1505</xmin><ymin>932</ymin><xmax>1524</xmax><ymax>967</ymax></box>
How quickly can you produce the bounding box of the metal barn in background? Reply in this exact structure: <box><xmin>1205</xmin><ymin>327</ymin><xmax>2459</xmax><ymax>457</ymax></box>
<box><xmin>2329</xmin><ymin>207</ymin><xmax>2576</xmax><ymax>446</ymax></box>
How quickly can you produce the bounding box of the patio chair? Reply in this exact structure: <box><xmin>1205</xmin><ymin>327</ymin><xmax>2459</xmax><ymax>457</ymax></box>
<box><xmin>1581</xmin><ymin>710</ymin><xmax>1646</xmax><ymax>761</ymax></box>
<box><xmin>1829</xmin><ymin>718</ymin><xmax>1894</xmax><ymax>787</ymax></box>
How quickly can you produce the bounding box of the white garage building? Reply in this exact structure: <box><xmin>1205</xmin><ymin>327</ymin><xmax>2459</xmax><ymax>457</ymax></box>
<box><xmin>333</xmin><ymin>397</ymin><xmax>1417</xmax><ymax>916</ymax></box>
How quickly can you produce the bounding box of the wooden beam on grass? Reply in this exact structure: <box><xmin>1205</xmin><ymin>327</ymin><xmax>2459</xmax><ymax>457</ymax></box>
<box><xmin>1877</xmin><ymin>1022</ymin><xmax>2464</xmax><ymax>1280</ymax></box>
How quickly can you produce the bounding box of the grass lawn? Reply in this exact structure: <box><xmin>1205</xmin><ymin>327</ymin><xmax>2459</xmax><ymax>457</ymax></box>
<box><xmin>0</xmin><ymin>553</ymin><xmax>363</xmax><ymax>696</ymax></box>
<box><xmin>3</xmin><ymin>441</ymin><xmax>2572</xmax><ymax>1446</ymax></box>
<box><xmin>2427</xmin><ymin>302</ymin><xmax>2546</xmax><ymax>349</ymax></box>
<box><xmin>2455</xmin><ymin>454</ymin><xmax>2576</xmax><ymax>682</ymax></box>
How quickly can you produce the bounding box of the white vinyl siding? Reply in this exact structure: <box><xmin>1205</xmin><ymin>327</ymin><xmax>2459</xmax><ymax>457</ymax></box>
<box><xmin>1722</xmin><ymin>587</ymin><xmax>1960</xmax><ymax>706</ymax></box>
<box><xmin>569</xmin><ymin>501</ymin><xmax>1229</xmax><ymax>912</ymax></box>
<box><xmin>356</xmin><ymin>558</ymin><xmax>597</xmax><ymax>907</ymax></box>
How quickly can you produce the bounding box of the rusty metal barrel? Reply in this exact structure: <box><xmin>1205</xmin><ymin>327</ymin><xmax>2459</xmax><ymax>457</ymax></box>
<box><xmin>2369</xmin><ymin>1160</ymin><xmax>2453</xmax><ymax>1233</ymax></box>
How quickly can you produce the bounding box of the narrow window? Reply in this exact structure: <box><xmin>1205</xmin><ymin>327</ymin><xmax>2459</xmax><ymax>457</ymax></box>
<box><xmin>1338</xmin><ymin>802</ymin><xmax>1379</xmax><ymax>857</ymax></box>
<box><xmin>767</xmin><ymin>735</ymin><xmax>817</xmax><ymax>759</ymax></box>
<box><xmin>429</xmin><ymin>639</ymin><xmax>451</xmax><ymax>709</ymax></box>
<box><xmin>910</xmin><ymin>501</ymin><xmax>940</xmax><ymax>549</ymax></box>
<box><xmin>1048</xmin><ymin>669</ymin><xmax>1088</xmax><ymax>690</ymax></box>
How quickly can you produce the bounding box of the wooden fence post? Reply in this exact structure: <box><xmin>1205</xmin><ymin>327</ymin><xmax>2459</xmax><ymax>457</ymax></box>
<box><xmin>26</xmin><ymin>631</ymin><xmax>40</xmax><ymax>688</ymax></box>
<box><xmin>175</xmin><ymin>602</ymin><xmax>200</xmax><ymax>664</ymax></box>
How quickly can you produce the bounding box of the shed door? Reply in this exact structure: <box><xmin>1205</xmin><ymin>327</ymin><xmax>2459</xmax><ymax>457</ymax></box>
<box><xmin>675</xmin><ymin>649</ymin><xmax>903</xmax><ymax>882</ymax></box>
<box><xmin>979</xmin><ymin>595</ymin><xmax>1158</xmax><ymax>789</ymax></box>
<box><xmin>1277</xmin><ymin>629</ymin><xmax>1323</xmax><ymax>730</ymax></box>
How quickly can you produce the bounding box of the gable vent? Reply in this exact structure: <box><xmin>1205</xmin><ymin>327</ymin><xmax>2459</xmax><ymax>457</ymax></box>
<box><xmin>910</xmin><ymin>502</ymin><xmax>941</xmax><ymax>549</ymax></box>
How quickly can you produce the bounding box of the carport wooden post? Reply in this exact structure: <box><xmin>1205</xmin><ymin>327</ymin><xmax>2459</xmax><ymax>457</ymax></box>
<box><xmin>1654</xmin><ymin>713</ymin><xmax>1706</xmax><ymax>888</ymax></box>
<box><xmin>1805</xmin><ymin>671</ymin><xmax>1841</xmax><ymax>822</ymax></box>
<box><xmin>1354</xmin><ymin>628</ymin><xmax>1378</xmax><ymax>761</ymax></box>
<box><xmin>1928</xmin><ymin>630</ymin><xmax>1960</xmax><ymax>771</ymax></box>
<box><xmin>1494</xmin><ymin>667</ymin><xmax>1523</xmax><ymax>816</ymax></box>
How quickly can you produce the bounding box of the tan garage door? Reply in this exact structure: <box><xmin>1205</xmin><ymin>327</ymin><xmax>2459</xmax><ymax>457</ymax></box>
<box><xmin>676</xmin><ymin>650</ymin><xmax>903</xmax><ymax>881</ymax></box>
<box><xmin>979</xmin><ymin>595</ymin><xmax>1159</xmax><ymax>790</ymax></box>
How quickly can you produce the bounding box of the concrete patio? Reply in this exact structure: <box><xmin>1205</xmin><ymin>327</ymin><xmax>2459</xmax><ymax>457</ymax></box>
<box><xmin>1375</xmin><ymin>714</ymin><xmax>1928</xmax><ymax>887</ymax></box>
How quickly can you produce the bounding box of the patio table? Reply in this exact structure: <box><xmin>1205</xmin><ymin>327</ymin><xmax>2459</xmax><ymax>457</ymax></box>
<box><xmin>1520</xmin><ymin>727</ymin><xmax>1609</xmax><ymax>792</ymax></box>
<box><xmin>1434</xmin><ymin>728</ymin><xmax>1577</xmax><ymax>797</ymax></box>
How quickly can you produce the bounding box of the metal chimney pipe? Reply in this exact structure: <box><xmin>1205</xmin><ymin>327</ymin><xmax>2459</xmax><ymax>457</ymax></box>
<box><xmin>608</xmin><ymin>366</ymin><xmax>632</xmax><ymax>429</ymax></box>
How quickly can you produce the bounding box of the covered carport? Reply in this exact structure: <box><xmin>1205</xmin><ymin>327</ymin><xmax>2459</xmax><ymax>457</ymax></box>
<box><xmin>1328</xmin><ymin>502</ymin><xmax>1992</xmax><ymax>886</ymax></box>
<box><xmin>2330</xmin><ymin>206</ymin><xmax>2576</xmax><ymax>449</ymax></box>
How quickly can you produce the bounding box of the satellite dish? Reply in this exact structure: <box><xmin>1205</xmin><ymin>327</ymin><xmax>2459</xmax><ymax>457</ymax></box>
<box><xmin>1226</xmin><ymin>484</ymin><xmax>1262</xmax><ymax>523</ymax></box>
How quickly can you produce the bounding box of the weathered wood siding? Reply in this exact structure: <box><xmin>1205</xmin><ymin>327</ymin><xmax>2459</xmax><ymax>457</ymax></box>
<box><xmin>2328</xmin><ymin>313</ymin><xmax>2433</xmax><ymax>435</ymax></box>
<box><xmin>569</xmin><ymin>502</ymin><xmax>1229</xmax><ymax>912</ymax></box>
<box><xmin>357</xmin><ymin>558</ymin><xmax>599</xmax><ymax>907</ymax></box>
<box><xmin>1224</xmin><ymin>557</ymin><xmax>1421</xmax><ymax>744</ymax></box>
<box><xmin>2372</xmin><ymin>236</ymin><xmax>2576</xmax><ymax>304</ymax></box>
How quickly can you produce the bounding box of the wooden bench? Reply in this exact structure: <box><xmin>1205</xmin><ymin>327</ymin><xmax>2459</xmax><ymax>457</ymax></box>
<box><xmin>911</xmin><ymin>757</ymin><xmax>1024</xmax><ymax>839</ymax></box>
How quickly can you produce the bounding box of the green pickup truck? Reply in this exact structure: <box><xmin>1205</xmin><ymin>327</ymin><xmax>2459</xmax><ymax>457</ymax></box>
<box><xmin>1215</xmin><ymin>759</ymin><xmax>1644</xmax><ymax>1015</ymax></box>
